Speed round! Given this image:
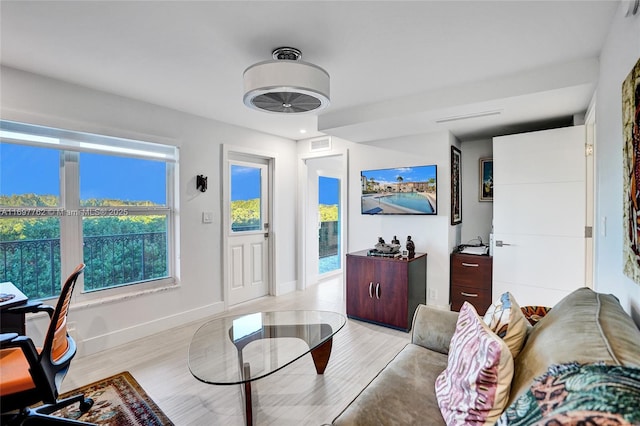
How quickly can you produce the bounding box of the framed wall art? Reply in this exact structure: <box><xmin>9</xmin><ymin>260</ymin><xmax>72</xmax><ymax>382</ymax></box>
<box><xmin>622</xmin><ymin>57</ymin><xmax>640</xmax><ymax>284</ymax></box>
<box><xmin>451</xmin><ymin>146</ymin><xmax>462</xmax><ymax>224</ymax></box>
<box><xmin>479</xmin><ymin>158</ymin><xmax>493</xmax><ymax>202</ymax></box>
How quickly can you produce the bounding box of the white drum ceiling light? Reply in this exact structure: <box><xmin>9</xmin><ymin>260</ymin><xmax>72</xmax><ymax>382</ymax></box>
<box><xmin>243</xmin><ymin>47</ymin><xmax>330</xmax><ymax>114</ymax></box>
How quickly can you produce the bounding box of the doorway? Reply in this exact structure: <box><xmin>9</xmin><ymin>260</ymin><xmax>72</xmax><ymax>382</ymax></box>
<box><xmin>223</xmin><ymin>147</ymin><xmax>273</xmax><ymax>306</ymax></box>
<box><xmin>318</xmin><ymin>175</ymin><xmax>341</xmax><ymax>276</ymax></box>
<box><xmin>300</xmin><ymin>152</ymin><xmax>347</xmax><ymax>290</ymax></box>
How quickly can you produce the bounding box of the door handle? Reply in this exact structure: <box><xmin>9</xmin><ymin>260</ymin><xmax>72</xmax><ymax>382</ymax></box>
<box><xmin>495</xmin><ymin>240</ymin><xmax>511</xmax><ymax>247</ymax></box>
<box><xmin>369</xmin><ymin>282</ymin><xmax>373</xmax><ymax>298</ymax></box>
<box><xmin>375</xmin><ymin>283</ymin><xmax>380</xmax><ymax>299</ymax></box>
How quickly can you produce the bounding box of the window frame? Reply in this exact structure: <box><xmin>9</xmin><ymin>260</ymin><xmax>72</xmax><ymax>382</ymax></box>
<box><xmin>0</xmin><ymin>120</ymin><xmax>179</xmax><ymax>303</ymax></box>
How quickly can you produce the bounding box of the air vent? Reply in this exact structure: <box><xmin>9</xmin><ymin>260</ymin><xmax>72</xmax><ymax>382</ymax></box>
<box><xmin>310</xmin><ymin>137</ymin><xmax>331</xmax><ymax>151</ymax></box>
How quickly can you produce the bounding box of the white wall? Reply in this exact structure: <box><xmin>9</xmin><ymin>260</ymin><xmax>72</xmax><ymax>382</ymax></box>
<box><xmin>1</xmin><ymin>66</ymin><xmax>299</xmax><ymax>354</ymax></box>
<box><xmin>349</xmin><ymin>132</ymin><xmax>455</xmax><ymax>309</ymax></box>
<box><xmin>595</xmin><ymin>4</ymin><xmax>640</xmax><ymax>326</ymax></box>
<box><xmin>460</xmin><ymin>139</ymin><xmax>493</xmax><ymax>244</ymax></box>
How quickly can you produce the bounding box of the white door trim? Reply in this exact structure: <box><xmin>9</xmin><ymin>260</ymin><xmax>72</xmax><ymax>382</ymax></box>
<box><xmin>585</xmin><ymin>95</ymin><xmax>596</xmax><ymax>289</ymax></box>
<box><xmin>222</xmin><ymin>144</ymin><xmax>276</xmax><ymax>308</ymax></box>
<box><xmin>297</xmin><ymin>148</ymin><xmax>349</xmax><ymax>291</ymax></box>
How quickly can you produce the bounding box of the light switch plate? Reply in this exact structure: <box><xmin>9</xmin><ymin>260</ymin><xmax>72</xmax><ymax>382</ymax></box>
<box><xmin>202</xmin><ymin>211</ymin><xmax>213</xmax><ymax>224</ymax></box>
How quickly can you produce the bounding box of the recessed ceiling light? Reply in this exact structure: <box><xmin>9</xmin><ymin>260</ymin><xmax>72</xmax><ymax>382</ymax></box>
<box><xmin>300</xmin><ymin>129</ymin><xmax>307</xmax><ymax>134</ymax></box>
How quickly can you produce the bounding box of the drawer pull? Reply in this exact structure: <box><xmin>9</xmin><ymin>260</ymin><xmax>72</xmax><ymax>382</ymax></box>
<box><xmin>369</xmin><ymin>282</ymin><xmax>374</xmax><ymax>298</ymax></box>
<box><xmin>461</xmin><ymin>262</ymin><xmax>479</xmax><ymax>267</ymax></box>
<box><xmin>460</xmin><ymin>291</ymin><xmax>479</xmax><ymax>298</ymax></box>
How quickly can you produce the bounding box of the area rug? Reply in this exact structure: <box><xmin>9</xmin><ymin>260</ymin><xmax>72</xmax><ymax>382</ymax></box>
<box><xmin>53</xmin><ymin>371</ymin><xmax>174</xmax><ymax>425</ymax></box>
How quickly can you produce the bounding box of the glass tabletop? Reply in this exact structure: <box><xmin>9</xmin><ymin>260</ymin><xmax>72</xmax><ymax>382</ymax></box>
<box><xmin>188</xmin><ymin>310</ymin><xmax>346</xmax><ymax>385</ymax></box>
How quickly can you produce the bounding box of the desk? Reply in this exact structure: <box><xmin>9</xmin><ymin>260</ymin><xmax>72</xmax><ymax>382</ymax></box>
<box><xmin>0</xmin><ymin>282</ymin><xmax>29</xmax><ymax>334</ymax></box>
<box><xmin>188</xmin><ymin>310</ymin><xmax>345</xmax><ymax>426</ymax></box>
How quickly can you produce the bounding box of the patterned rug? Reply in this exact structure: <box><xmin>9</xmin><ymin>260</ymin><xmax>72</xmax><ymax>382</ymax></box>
<box><xmin>53</xmin><ymin>371</ymin><xmax>173</xmax><ymax>425</ymax></box>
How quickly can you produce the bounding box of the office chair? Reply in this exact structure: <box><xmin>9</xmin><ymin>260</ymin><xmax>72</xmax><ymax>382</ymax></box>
<box><xmin>1</xmin><ymin>264</ymin><xmax>94</xmax><ymax>425</ymax></box>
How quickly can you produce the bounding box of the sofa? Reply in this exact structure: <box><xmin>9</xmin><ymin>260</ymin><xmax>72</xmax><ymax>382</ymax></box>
<box><xmin>332</xmin><ymin>287</ymin><xmax>640</xmax><ymax>425</ymax></box>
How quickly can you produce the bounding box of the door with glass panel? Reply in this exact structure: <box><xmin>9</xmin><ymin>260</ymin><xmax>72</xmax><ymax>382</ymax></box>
<box><xmin>318</xmin><ymin>176</ymin><xmax>340</xmax><ymax>275</ymax></box>
<box><xmin>226</xmin><ymin>157</ymin><xmax>270</xmax><ymax>305</ymax></box>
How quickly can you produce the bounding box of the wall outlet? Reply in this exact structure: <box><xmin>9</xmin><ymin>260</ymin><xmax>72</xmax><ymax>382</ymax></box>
<box><xmin>428</xmin><ymin>288</ymin><xmax>438</xmax><ymax>300</ymax></box>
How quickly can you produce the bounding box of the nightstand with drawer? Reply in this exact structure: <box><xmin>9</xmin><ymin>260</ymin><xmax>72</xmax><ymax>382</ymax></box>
<box><xmin>450</xmin><ymin>252</ymin><xmax>492</xmax><ymax>315</ymax></box>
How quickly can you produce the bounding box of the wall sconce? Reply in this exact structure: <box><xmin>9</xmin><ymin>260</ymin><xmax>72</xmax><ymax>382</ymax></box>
<box><xmin>196</xmin><ymin>175</ymin><xmax>208</xmax><ymax>192</ymax></box>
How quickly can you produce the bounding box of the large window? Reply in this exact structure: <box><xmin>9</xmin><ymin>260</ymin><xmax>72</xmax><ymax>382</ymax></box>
<box><xmin>0</xmin><ymin>120</ymin><xmax>178</xmax><ymax>301</ymax></box>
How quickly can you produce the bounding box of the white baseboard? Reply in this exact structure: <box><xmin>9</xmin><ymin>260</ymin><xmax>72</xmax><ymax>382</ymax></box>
<box><xmin>277</xmin><ymin>279</ymin><xmax>297</xmax><ymax>296</ymax></box>
<box><xmin>78</xmin><ymin>301</ymin><xmax>225</xmax><ymax>357</ymax></box>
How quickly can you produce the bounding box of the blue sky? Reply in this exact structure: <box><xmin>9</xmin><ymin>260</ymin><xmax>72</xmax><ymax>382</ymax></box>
<box><xmin>1</xmin><ymin>144</ymin><xmax>166</xmax><ymax>204</ymax></box>
<box><xmin>2</xmin><ymin>143</ymin><xmax>340</xmax><ymax>205</ymax></box>
<box><xmin>361</xmin><ymin>165</ymin><xmax>436</xmax><ymax>185</ymax></box>
<box><xmin>319</xmin><ymin>176</ymin><xmax>339</xmax><ymax>204</ymax></box>
<box><xmin>231</xmin><ymin>168</ymin><xmax>339</xmax><ymax>204</ymax></box>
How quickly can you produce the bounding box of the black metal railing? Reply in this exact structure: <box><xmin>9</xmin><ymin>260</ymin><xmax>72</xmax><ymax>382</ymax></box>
<box><xmin>0</xmin><ymin>238</ymin><xmax>62</xmax><ymax>299</ymax></box>
<box><xmin>319</xmin><ymin>221</ymin><xmax>339</xmax><ymax>258</ymax></box>
<box><xmin>0</xmin><ymin>232</ymin><xmax>168</xmax><ymax>299</ymax></box>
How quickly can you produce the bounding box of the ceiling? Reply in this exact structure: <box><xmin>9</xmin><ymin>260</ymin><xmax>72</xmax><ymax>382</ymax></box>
<box><xmin>0</xmin><ymin>1</ymin><xmax>620</xmax><ymax>143</ymax></box>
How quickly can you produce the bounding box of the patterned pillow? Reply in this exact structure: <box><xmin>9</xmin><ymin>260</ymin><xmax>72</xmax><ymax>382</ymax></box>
<box><xmin>496</xmin><ymin>362</ymin><xmax>640</xmax><ymax>426</ymax></box>
<box><xmin>520</xmin><ymin>305</ymin><xmax>552</xmax><ymax>325</ymax></box>
<box><xmin>435</xmin><ymin>302</ymin><xmax>514</xmax><ymax>426</ymax></box>
<box><xmin>483</xmin><ymin>292</ymin><xmax>528</xmax><ymax>358</ymax></box>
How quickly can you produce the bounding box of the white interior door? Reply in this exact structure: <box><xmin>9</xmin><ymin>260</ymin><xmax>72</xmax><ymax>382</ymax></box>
<box><xmin>492</xmin><ymin>125</ymin><xmax>586</xmax><ymax>307</ymax></box>
<box><xmin>225</xmin><ymin>156</ymin><xmax>270</xmax><ymax>305</ymax></box>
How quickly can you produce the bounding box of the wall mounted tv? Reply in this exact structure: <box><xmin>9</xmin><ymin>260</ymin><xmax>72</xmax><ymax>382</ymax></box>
<box><xmin>361</xmin><ymin>165</ymin><xmax>437</xmax><ymax>215</ymax></box>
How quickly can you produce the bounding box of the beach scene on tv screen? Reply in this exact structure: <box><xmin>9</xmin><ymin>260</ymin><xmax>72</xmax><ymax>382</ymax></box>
<box><xmin>361</xmin><ymin>165</ymin><xmax>437</xmax><ymax>215</ymax></box>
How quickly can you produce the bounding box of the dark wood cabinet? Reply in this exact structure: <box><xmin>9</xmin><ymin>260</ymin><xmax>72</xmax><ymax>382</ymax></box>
<box><xmin>346</xmin><ymin>251</ymin><xmax>427</xmax><ymax>331</ymax></box>
<box><xmin>450</xmin><ymin>252</ymin><xmax>492</xmax><ymax>315</ymax></box>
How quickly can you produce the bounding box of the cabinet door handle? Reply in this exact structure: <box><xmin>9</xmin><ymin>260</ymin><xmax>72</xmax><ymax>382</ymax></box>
<box><xmin>375</xmin><ymin>283</ymin><xmax>380</xmax><ymax>299</ymax></box>
<box><xmin>461</xmin><ymin>262</ymin><xmax>479</xmax><ymax>267</ymax></box>
<box><xmin>460</xmin><ymin>291</ymin><xmax>479</xmax><ymax>298</ymax></box>
<box><xmin>369</xmin><ymin>282</ymin><xmax>373</xmax><ymax>298</ymax></box>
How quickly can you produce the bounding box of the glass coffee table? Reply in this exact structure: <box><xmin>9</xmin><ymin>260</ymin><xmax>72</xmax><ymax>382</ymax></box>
<box><xmin>188</xmin><ymin>310</ymin><xmax>346</xmax><ymax>425</ymax></box>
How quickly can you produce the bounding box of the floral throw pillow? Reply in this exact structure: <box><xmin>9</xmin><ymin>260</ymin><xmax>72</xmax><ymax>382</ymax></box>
<box><xmin>496</xmin><ymin>362</ymin><xmax>640</xmax><ymax>426</ymax></box>
<box><xmin>435</xmin><ymin>302</ymin><xmax>514</xmax><ymax>426</ymax></box>
<box><xmin>483</xmin><ymin>292</ymin><xmax>528</xmax><ymax>358</ymax></box>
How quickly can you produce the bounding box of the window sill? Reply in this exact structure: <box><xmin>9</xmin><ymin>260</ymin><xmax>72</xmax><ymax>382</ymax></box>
<box><xmin>70</xmin><ymin>279</ymin><xmax>180</xmax><ymax>312</ymax></box>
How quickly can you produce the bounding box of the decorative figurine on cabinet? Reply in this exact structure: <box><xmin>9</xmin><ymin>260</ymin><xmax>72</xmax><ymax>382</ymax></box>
<box><xmin>406</xmin><ymin>236</ymin><xmax>415</xmax><ymax>258</ymax></box>
<box><xmin>375</xmin><ymin>236</ymin><xmax>401</xmax><ymax>254</ymax></box>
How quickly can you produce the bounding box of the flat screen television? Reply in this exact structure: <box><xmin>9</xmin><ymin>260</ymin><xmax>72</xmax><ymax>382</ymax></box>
<box><xmin>361</xmin><ymin>165</ymin><xmax>437</xmax><ymax>215</ymax></box>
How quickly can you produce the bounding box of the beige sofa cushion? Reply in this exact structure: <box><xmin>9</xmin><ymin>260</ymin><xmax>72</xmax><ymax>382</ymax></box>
<box><xmin>509</xmin><ymin>287</ymin><xmax>640</xmax><ymax>405</ymax></box>
<box><xmin>333</xmin><ymin>344</ymin><xmax>448</xmax><ymax>426</ymax></box>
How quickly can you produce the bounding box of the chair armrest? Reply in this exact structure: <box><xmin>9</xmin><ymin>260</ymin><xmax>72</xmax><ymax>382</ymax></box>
<box><xmin>6</xmin><ymin>300</ymin><xmax>54</xmax><ymax>318</ymax></box>
<box><xmin>0</xmin><ymin>334</ymin><xmax>40</xmax><ymax>365</ymax></box>
<box><xmin>410</xmin><ymin>304</ymin><xmax>459</xmax><ymax>355</ymax></box>
<box><xmin>0</xmin><ymin>332</ymin><xmax>19</xmax><ymax>343</ymax></box>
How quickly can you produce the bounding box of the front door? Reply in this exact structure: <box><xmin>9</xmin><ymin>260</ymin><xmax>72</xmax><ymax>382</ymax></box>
<box><xmin>226</xmin><ymin>155</ymin><xmax>270</xmax><ymax>306</ymax></box>
<box><xmin>492</xmin><ymin>125</ymin><xmax>586</xmax><ymax>307</ymax></box>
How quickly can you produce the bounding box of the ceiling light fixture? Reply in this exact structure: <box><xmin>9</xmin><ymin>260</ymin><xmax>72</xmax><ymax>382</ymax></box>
<box><xmin>243</xmin><ymin>47</ymin><xmax>330</xmax><ymax>114</ymax></box>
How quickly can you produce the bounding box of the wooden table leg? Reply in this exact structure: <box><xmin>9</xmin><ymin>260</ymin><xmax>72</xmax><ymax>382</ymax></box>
<box><xmin>243</xmin><ymin>363</ymin><xmax>253</xmax><ymax>426</ymax></box>
<box><xmin>310</xmin><ymin>337</ymin><xmax>333</xmax><ymax>374</ymax></box>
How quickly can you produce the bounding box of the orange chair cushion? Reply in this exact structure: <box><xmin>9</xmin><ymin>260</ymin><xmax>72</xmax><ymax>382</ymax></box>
<box><xmin>0</xmin><ymin>347</ymin><xmax>36</xmax><ymax>396</ymax></box>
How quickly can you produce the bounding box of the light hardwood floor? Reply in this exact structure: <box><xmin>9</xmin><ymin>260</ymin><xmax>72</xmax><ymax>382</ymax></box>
<box><xmin>63</xmin><ymin>276</ymin><xmax>411</xmax><ymax>425</ymax></box>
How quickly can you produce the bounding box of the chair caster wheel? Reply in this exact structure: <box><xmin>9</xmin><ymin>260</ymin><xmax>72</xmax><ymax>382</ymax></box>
<box><xmin>79</xmin><ymin>398</ymin><xmax>94</xmax><ymax>413</ymax></box>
